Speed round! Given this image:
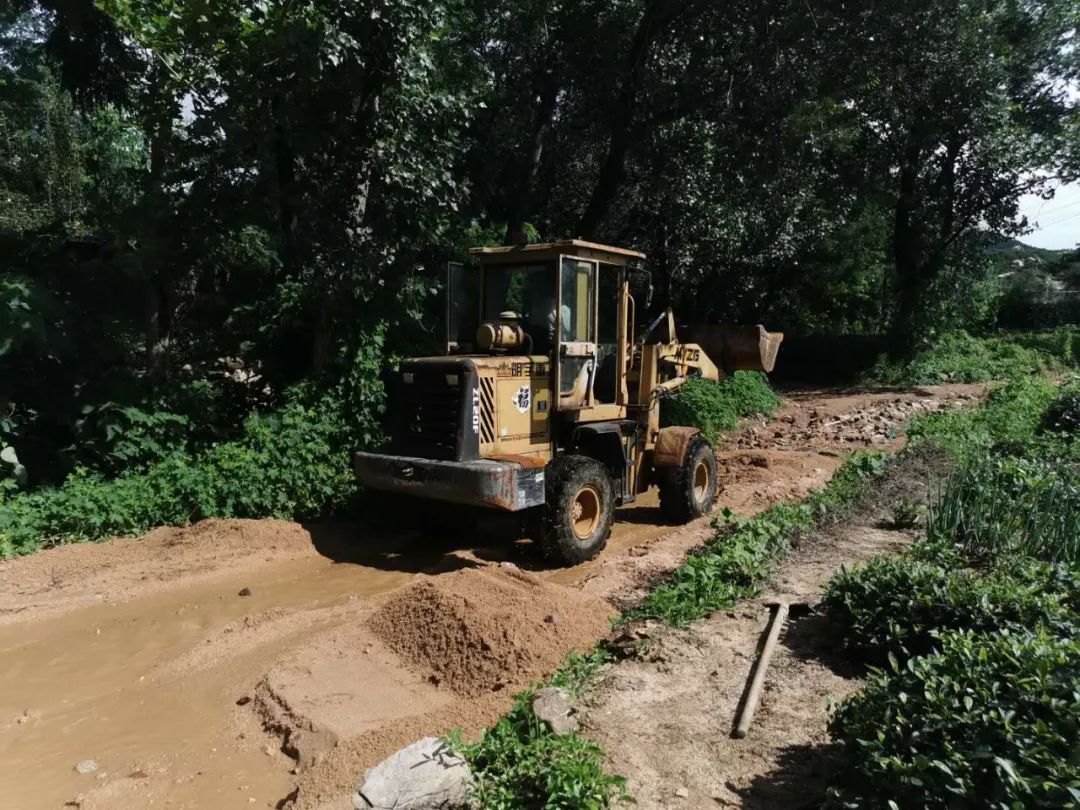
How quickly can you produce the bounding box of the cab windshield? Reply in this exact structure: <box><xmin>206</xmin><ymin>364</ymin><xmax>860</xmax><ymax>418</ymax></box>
<box><xmin>482</xmin><ymin>262</ymin><xmax>556</xmax><ymax>354</ymax></box>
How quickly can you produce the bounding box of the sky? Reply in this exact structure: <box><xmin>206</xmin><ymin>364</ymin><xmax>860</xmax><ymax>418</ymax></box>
<box><xmin>1015</xmin><ymin>78</ymin><xmax>1079</xmax><ymax>251</ymax></box>
<box><xmin>1017</xmin><ymin>181</ymin><xmax>1080</xmax><ymax>251</ymax></box>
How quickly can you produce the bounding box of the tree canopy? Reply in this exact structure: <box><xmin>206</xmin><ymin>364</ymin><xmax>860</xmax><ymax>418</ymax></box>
<box><xmin>1</xmin><ymin>0</ymin><xmax>1078</xmax><ymax>487</ymax></box>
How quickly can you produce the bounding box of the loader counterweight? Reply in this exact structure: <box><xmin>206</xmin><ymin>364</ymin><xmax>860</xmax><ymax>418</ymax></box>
<box><xmin>353</xmin><ymin>452</ymin><xmax>546</xmax><ymax>511</ymax></box>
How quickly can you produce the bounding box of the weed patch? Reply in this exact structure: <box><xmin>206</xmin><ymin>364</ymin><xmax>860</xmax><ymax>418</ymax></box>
<box><xmin>906</xmin><ymin>375</ymin><xmax>1057</xmax><ymax>460</ymax></box>
<box><xmin>451</xmin><ymin>650</ymin><xmax>628</xmax><ymax>810</ymax></box>
<box><xmin>1041</xmin><ymin>384</ymin><xmax>1080</xmax><ymax>435</ymax></box>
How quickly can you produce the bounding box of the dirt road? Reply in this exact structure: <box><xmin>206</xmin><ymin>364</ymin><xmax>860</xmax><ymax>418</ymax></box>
<box><xmin>0</xmin><ymin>385</ymin><xmax>981</xmax><ymax>810</ymax></box>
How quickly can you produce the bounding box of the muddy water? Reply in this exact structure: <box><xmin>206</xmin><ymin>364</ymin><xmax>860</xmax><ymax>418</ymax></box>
<box><xmin>0</xmin><ymin>509</ymin><xmax>677</xmax><ymax>809</ymax></box>
<box><xmin>0</xmin><ymin>555</ymin><xmax>412</xmax><ymax>809</ymax></box>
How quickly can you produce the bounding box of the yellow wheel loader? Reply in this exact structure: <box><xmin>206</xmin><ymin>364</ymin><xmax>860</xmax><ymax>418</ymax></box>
<box><xmin>354</xmin><ymin>241</ymin><xmax>782</xmax><ymax>565</ymax></box>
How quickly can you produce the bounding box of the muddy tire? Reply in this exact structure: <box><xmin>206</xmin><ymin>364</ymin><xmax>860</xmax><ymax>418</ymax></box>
<box><xmin>540</xmin><ymin>455</ymin><xmax>615</xmax><ymax>565</ymax></box>
<box><xmin>658</xmin><ymin>436</ymin><xmax>718</xmax><ymax>524</ymax></box>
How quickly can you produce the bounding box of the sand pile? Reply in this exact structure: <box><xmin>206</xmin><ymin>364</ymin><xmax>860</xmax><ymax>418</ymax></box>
<box><xmin>369</xmin><ymin>564</ymin><xmax>615</xmax><ymax>697</ymax></box>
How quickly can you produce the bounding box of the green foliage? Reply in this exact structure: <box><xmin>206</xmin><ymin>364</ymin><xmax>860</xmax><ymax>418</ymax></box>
<box><xmin>824</xmin><ymin>553</ymin><xmax>1078</xmax><ymax>666</ymax></box>
<box><xmin>825</xmin><ymin>371</ymin><xmax>1080</xmax><ymax>810</ymax></box>
<box><xmin>1010</xmin><ymin>328</ymin><xmax>1080</xmax><ymax>367</ymax></box>
<box><xmin>929</xmin><ymin>458</ymin><xmax>1080</xmax><ymax>564</ymax></box>
<box><xmin>628</xmin><ymin>452</ymin><xmax>886</xmax><ymax>627</ymax></box>
<box><xmin>888</xmin><ymin>497</ymin><xmax>922</xmax><ymax>530</ymax></box>
<box><xmin>548</xmin><ymin>649</ymin><xmax>615</xmax><ymax>698</ymax></box>
<box><xmin>825</xmin><ymin>629</ymin><xmax>1080</xmax><ymax>810</ymax></box>
<box><xmin>453</xmin><ymin>651</ymin><xmax>628</xmax><ymax>810</ymax></box>
<box><xmin>1041</xmin><ymin>386</ymin><xmax>1080</xmax><ymax>435</ymax></box>
<box><xmin>74</xmin><ymin>403</ymin><xmax>192</xmax><ymax>474</ymax></box>
<box><xmin>0</xmin><ymin>274</ymin><xmax>52</xmax><ymax>357</ymax></box>
<box><xmin>870</xmin><ymin>331</ymin><xmax>1065</xmax><ymax>386</ymax></box>
<box><xmin>660</xmin><ymin>373</ymin><xmax>780</xmax><ymax>444</ymax></box>
<box><xmin>907</xmin><ymin>375</ymin><xmax>1057</xmax><ymax>460</ymax></box>
<box><xmin>0</xmin><ymin>395</ymin><xmax>358</xmax><ymax>556</ymax></box>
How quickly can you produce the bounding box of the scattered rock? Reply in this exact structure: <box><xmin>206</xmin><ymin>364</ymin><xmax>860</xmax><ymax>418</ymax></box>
<box><xmin>674</xmin><ymin>786</ymin><xmax>690</xmax><ymax>798</ymax></box>
<box><xmin>353</xmin><ymin>737</ymin><xmax>473</xmax><ymax>810</ymax></box>
<box><xmin>532</xmin><ymin>687</ymin><xmax>579</xmax><ymax>735</ymax></box>
<box><xmin>235</xmin><ymin>695</ymin><xmax>251</xmax><ymax>706</ymax></box>
<box><xmin>74</xmin><ymin>759</ymin><xmax>98</xmax><ymax>775</ymax></box>
<box><xmin>544</xmin><ymin>612</ymin><xmax>560</xmax><ymax>625</ymax></box>
<box><xmin>238</xmin><ymin>587</ymin><xmax>252</xmax><ymax>597</ymax></box>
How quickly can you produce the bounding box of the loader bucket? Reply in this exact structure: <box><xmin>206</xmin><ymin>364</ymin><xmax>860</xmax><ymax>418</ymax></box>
<box><xmin>687</xmin><ymin>324</ymin><xmax>785</xmax><ymax>374</ymax></box>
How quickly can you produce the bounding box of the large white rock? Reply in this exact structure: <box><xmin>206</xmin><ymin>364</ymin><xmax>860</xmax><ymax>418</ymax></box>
<box><xmin>353</xmin><ymin>737</ymin><xmax>473</xmax><ymax>810</ymax></box>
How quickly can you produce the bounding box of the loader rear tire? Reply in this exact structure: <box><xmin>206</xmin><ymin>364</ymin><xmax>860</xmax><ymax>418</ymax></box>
<box><xmin>540</xmin><ymin>455</ymin><xmax>614</xmax><ymax>566</ymax></box>
<box><xmin>658</xmin><ymin>436</ymin><xmax>718</xmax><ymax>524</ymax></box>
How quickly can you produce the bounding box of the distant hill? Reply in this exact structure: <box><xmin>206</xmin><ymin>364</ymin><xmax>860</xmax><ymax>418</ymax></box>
<box><xmin>982</xmin><ymin>235</ymin><xmax>1076</xmax><ymax>282</ymax></box>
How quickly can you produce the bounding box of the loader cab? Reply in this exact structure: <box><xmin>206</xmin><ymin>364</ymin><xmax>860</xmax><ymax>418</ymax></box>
<box><xmin>448</xmin><ymin>240</ymin><xmax>647</xmax><ymax>415</ymax></box>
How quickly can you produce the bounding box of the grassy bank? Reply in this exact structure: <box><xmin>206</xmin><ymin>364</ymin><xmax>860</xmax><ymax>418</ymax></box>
<box><xmin>0</xmin><ymin>395</ymin><xmax>357</xmax><ymax>557</ymax></box>
<box><xmin>821</xmin><ymin>378</ymin><xmax>1080</xmax><ymax>808</ymax></box>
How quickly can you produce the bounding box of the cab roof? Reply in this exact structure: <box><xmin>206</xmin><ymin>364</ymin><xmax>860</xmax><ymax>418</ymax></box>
<box><xmin>468</xmin><ymin>239</ymin><xmax>646</xmax><ymax>266</ymax></box>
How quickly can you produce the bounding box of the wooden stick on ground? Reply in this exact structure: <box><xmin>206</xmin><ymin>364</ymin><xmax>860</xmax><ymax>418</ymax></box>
<box><xmin>733</xmin><ymin>601</ymin><xmax>790</xmax><ymax>739</ymax></box>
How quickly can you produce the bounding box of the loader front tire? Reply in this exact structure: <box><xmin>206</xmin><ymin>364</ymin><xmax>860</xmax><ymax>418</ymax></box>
<box><xmin>658</xmin><ymin>436</ymin><xmax>719</xmax><ymax>524</ymax></box>
<box><xmin>541</xmin><ymin>455</ymin><xmax>615</xmax><ymax>566</ymax></box>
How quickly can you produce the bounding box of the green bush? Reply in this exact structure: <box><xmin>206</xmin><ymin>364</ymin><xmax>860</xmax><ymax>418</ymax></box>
<box><xmin>1008</xmin><ymin>326</ymin><xmax>1080</xmax><ymax>367</ymax></box>
<box><xmin>823</xmin><ymin>553</ymin><xmax>1078</xmax><ymax>665</ymax></box>
<box><xmin>628</xmin><ymin>452</ymin><xmax>885</xmax><ymax>626</ymax></box>
<box><xmin>825</xmin><ymin>630</ymin><xmax>1080</xmax><ymax>810</ymax></box>
<box><xmin>74</xmin><ymin>403</ymin><xmax>193</xmax><ymax>474</ymax></box>
<box><xmin>0</xmin><ymin>395</ymin><xmax>357</xmax><ymax>556</ymax></box>
<box><xmin>870</xmin><ymin>330</ymin><xmax>1064</xmax><ymax>386</ymax></box>
<box><xmin>661</xmin><ymin>372</ymin><xmax>780</xmax><ymax>444</ymax></box>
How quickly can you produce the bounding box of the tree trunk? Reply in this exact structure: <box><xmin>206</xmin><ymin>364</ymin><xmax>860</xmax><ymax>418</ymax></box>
<box><xmin>890</xmin><ymin>139</ymin><xmax>924</xmax><ymax>351</ymax></box>
<box><xmin>577</xmin><ymin>123</ymin><xmax>635</xmax><ymax>240</ymax></box>
<box><xmin>271</xmin><ymin>95</ymin><xmax>300</xmax><ymax>274</ymax></box>
<box><xmin>576</xmin><ymin>0</ymin><xmax>668</xmax><ymax>239</ymax></box>
<box><xmin>505</xmin><ymin>79</ymin><xmax>558</xmax><ymax>245</ymax></box>
<box><xmin>311</xmin><ymin>289</ymin><xmax>332</xmax><ymax>375</ymax></box>
<box><xmin>143</xmin><ymin>67</ymin><xmax>173</xmax><ymax>380</ymax></box>
<box><xmin>144</xmin><ymin>282</ymin><xmax>172</xmax><ymax>379</ymax></box>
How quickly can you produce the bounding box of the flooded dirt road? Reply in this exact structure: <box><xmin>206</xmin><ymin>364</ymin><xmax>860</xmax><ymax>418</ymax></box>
<box><xmin>0</xmin><ymin>385</ymin><xmax>982</xmax><ymax>809</ymax></box>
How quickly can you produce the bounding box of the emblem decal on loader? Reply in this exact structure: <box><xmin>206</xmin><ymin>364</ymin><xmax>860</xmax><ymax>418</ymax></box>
<box><xmin>514</xmin><ymin>385</ymin><xmax>531</xmax><ymax>414</ymax></box>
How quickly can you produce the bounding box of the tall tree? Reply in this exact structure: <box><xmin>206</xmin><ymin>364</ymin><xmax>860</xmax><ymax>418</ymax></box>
<box><xmin>835</xmin><ymin>0</ymin><xmax>1080</xmax><ymax>343</ymax></box>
